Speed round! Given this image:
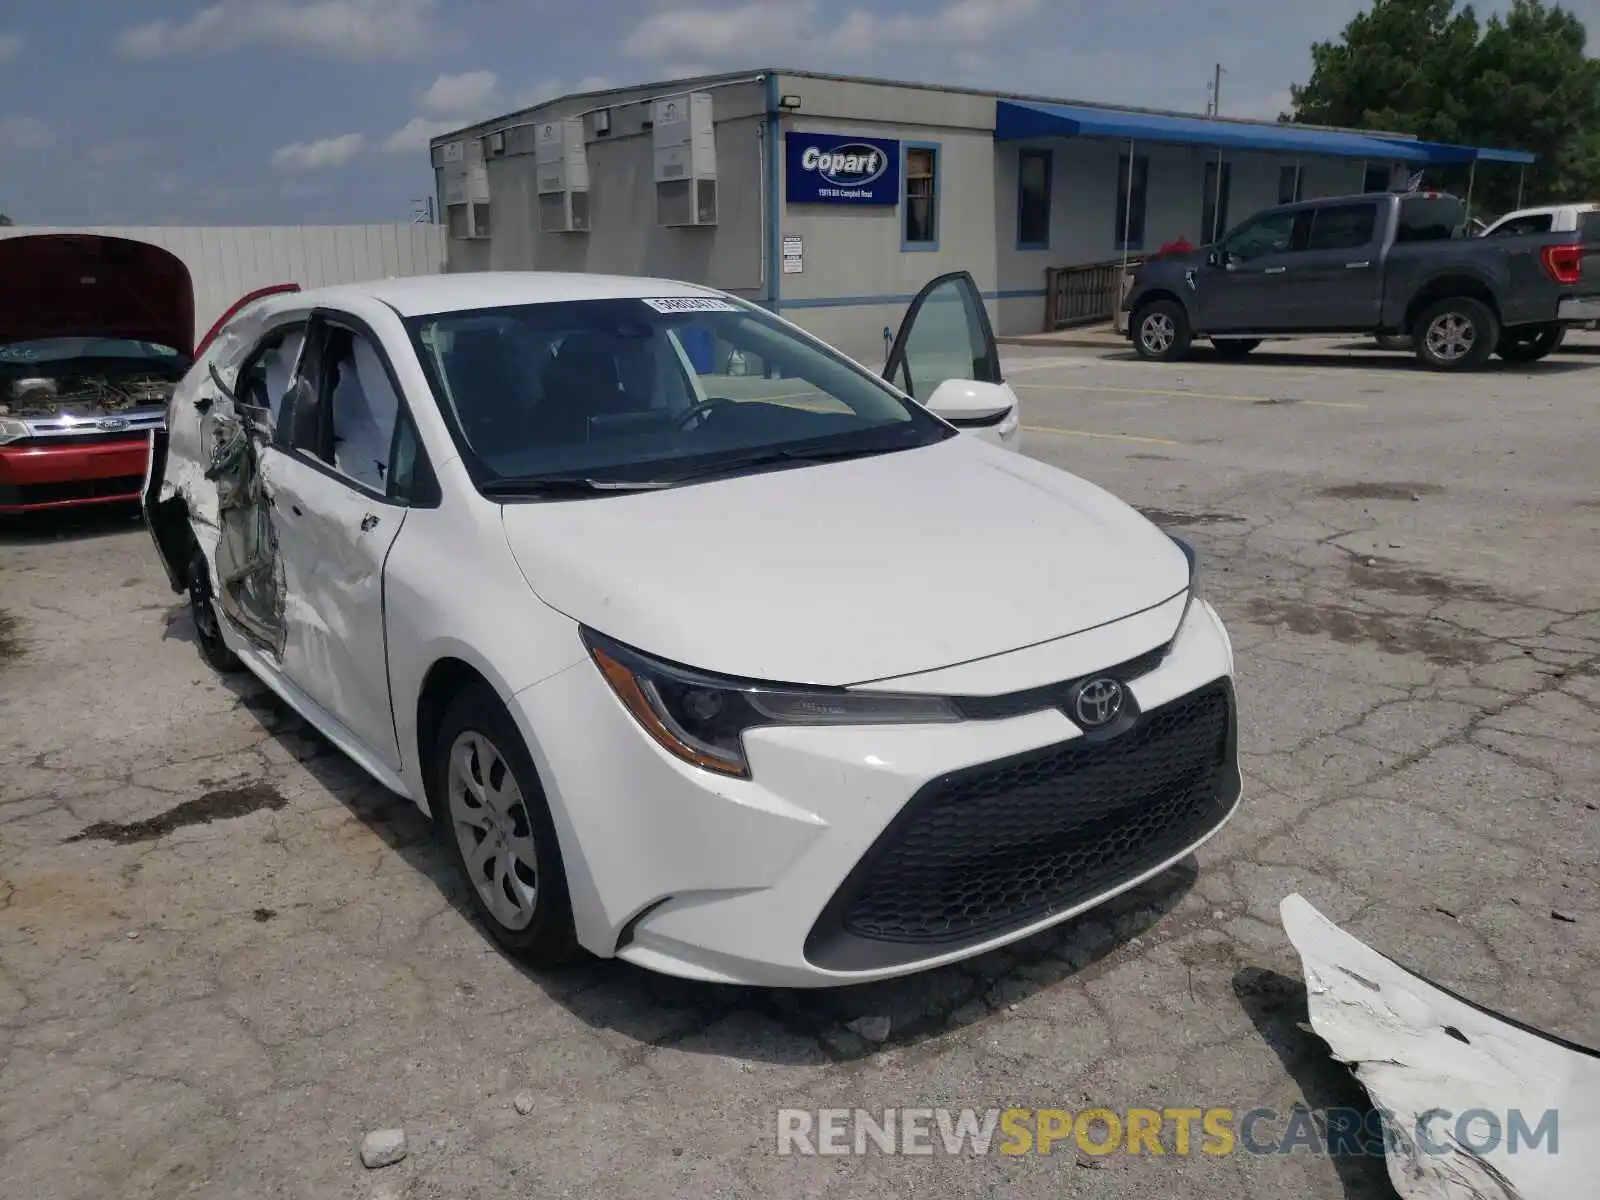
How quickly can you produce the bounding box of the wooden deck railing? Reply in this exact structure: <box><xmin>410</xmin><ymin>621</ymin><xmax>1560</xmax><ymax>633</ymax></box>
<box><xmin>1044</xmin><ymin>256</ymin><xmax>1146</xmax><ymax>330</ymax></box>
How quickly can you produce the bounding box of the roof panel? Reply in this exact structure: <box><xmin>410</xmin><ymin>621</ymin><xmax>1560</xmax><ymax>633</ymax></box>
<box><xmin>994</xmin><ymin>99</ymin><xmax>1533</xmax><ymax>165</ymax></box>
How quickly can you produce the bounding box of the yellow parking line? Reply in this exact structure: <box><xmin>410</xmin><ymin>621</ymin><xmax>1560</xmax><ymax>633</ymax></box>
<box><xmin>1014</xmin><ymin>382</ymin><xmax>1364</xmax><ymax>410</ymax></box>
<box><xmin>1023</xmin><ymin>425</ymin><xmax>1180</xmax><ymax>445</ymax></box>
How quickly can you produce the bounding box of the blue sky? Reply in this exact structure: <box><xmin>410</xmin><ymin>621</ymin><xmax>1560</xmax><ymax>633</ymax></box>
<box><xmin>1</xmin><ymin>0</ymin><xmax>1594</xmax><ymax>226</ymax></box>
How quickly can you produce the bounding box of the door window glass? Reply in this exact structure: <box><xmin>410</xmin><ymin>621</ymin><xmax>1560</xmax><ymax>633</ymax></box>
<box><xmin>236</xmin><ymin>323</ymin><xmax>306</xmax><ymax>431</ymax></box>
<box><xmin>889</xmin><ymin>276</ymin><xmax>996</xmax><ymax>401</ymax></box>
<box><xmin>1307</xmin><ymin>203</ymin><xmax>1378</xmax><ymax>250</ymax></box>
<box><xmin>1221</xmin><ymin>211</ymin><xmax>1297</xmax><ymax>263</ymax></box>
<box><xmin>326</xmin><ymin>328</ymin><xmax>403</xmax><ymax>493</ymax></box>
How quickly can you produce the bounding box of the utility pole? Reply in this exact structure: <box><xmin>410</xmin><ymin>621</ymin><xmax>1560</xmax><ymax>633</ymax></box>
<box><xmin>1205</xmin><ymin>63</ymin><xmax>1226</xmax><ymax>117</ymax></box>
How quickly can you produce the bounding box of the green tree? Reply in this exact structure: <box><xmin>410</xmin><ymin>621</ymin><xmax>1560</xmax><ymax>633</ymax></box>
<box><xmin>1288</xmin><ymin>0</ymin><xmax>1600</xmax><ymax>215</ymax></box>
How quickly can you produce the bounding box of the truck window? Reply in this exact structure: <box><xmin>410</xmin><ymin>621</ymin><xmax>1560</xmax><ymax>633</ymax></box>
<box><xmin>1307</xmin><ymin>203</ymin><xmax>1378</xmax><ymax>250</ymax></box>
<box><xmin>1487</xmin><ymin>213</ymin><xmax>1554</xmax><ymax>238</ymax></box>
<box><xmin>1219</xmin><ymin>210</ymin><xmax>1297</xmax><ymax>263</ymax></box>
<box><xmin>1396</xmin><ymin>196</ymin><xmax>1467</xmax><ymax>242</ymax></box>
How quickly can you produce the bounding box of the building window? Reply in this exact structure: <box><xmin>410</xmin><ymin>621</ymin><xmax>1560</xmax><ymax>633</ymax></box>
<box><xmin>1016</xmin><ymin>148</ymin><xmax>1052</xmax><ymax>248</ymax></box>
<box><xmin>1201</xmin><ymin>160</ymin><xmax>1233</xmax><ymax>242</ymax></box>
<box><xmin>903</xmin><ymin>144</ymin><xmax>939</xmax><ymax>249</ymax></box>
<box><xmin>1363</xmin><ymin>164</ymin><xmax>1392</xmax><ymax>193</ymax></box>
<box><xmin>1278</xmin><ymin>165</ymin><xmax>1304</xmax><ymax>206</ymax></box>
<box><xmin>446</xmin><ymin>203</ymin><xmax>469</xmax><ymax>239</ymax></box>
<box><xmin>1114</xmin><ymin>154</ymin><xmax>1149</xmax><ymax>250</ymax></box>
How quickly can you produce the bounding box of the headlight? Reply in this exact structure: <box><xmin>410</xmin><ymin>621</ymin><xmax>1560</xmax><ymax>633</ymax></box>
<box><xmin>581</xmin><ymin>628</ymin><xmax>960</xmax><ymax>778</ymax></box>
<box><xmin>0</xmin><ymin>416</ymin><xmax>31</xmax><ymax>445</ymax></box>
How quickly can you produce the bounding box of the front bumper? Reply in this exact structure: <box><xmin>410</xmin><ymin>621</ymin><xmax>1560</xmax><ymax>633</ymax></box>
<box><xmin>0</xmin><ymin>434</ymin><xmax>151</xmax><ymax>512</ymax></box>
<box><xmin>1557</xmin><ymin>296</ymin><xmax>1600</xmax><ymax>323</ymax></box>
<box><xmin>516</xmin><ymin>596</ymin><xmax>1239</xmax><ymax>988</ymax></box>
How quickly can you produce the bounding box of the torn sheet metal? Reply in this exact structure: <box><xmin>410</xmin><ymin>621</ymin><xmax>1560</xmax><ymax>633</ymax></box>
<box><xmin>1280</xmin><ymin>894</ymin><xmax>1599</xmax><ymax>1200</ymax></box>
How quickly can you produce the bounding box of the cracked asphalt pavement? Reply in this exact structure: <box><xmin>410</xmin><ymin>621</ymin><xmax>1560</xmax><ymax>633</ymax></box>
<box><xmin>2</xmin><ymin>337</ymin><xmax>1597</xmax><ymax>1199</ymax></box>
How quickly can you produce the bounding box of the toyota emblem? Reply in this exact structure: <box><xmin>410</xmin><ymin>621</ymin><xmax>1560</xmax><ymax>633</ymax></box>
<box><xmin>1074</xmin><ymin>678</ymin><xmax>1125</xmax><ymax>729</ymax></box>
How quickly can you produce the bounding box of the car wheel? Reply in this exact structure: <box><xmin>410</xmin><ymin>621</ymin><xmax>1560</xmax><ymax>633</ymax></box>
<box><xmin>435</xmin><ymin>683</ymin><xmax>579</xmax><ymax>966</ymax></box>
<box><xmin>187</xmin><ymin>546</ymin><xmax>243</xmax><ymax>673</ymax></box>
<box><xmin>1374</xmin><ymin>333</ymin><xmax>1413</xmax><ymax>351</ymax></box>
<box><xmin>1414</xmin><ymin>297</ymin><xmax>1498</xmax><ymax>371</ymax></box>
<box><xmin>1495</xmin><ymin>324</ymin><xmax>1565</xmax><ymax>363</ymax></box>
<box><xmin>1211</xmin><ymin>338</ymin><xmax>1260</xmax><ymax>359</ymax></box>
<box><xmin>1133</xmin><ymin>300</ymin><xmax>1193</xmax><ymax>363</ymax></box>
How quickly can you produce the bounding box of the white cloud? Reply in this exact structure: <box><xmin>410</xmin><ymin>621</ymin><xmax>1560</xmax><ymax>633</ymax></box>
<box><xmin>384</xmin><ymin>116</ymin><xmax>462</xmax><ymax>154</ymax></box>
<box><xmin>1229</xmin><ymin>89</ymin><xmax>1293</xmax><ymax>121</ymax></box>
<box><xmin>421</xmin><ymin>70</ymin><xmax>498</xmax><ymax>118</ymax></box>
<box><xmin>116</xmin><ymin>0</ymin><xmax>437</xmax><ymax>61</ymax></box>
<box><xmin>621</xmin><ymin>4</ymin><xmax>813</xmax><ymax>59</ymax></box>
<box><xmin>0</xmin><ymin>117</ymin><xmax>54</xmax><ymax>155</ymax></box>
<box><xmin>829</xmin><ymin>0</ymin><xmax>1040</xmax><ymax>55</ymax></box>
<box><xmin>515</xmin><ymin>78</ymin><xmax>562</xmax><ymax>107</ymax></box>
<box><xmin>0</xmin><ymin>31</ymin><xmax>23</xmax><ymax>61</ymax></box>
<box><xmin>270</xmin><ymin>132</ymin><xmax>366</xmax><ymax>170</ymax></box>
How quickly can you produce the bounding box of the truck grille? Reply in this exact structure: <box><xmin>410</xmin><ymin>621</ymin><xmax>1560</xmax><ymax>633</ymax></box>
<box><xmin>805</xmin><ymin>681</ymin><xmax>1237</xmax><ymax>970</ymax></box>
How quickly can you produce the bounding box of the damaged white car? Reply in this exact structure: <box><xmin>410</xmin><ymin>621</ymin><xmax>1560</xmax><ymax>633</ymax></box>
<box><xmin>144</xmin><ymin>270</ymin><xmax>1238</xmax><ymax>987</ymax></box>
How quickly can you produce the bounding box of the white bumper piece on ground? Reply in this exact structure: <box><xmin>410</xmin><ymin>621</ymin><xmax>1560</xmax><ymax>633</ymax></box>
<box><xmin>1281</xmin><ymin>894</ymin><xmax>1600</xmax><ymax>1200</ymax></box>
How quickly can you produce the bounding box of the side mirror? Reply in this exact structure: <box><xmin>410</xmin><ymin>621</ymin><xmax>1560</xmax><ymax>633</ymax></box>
<box><xmin>1206</xmin><ymin>248</ymin><xmax>1225</xmax><ymax>268</ymax></box>
<box><xmin>924</xmin><ymin>378</ymin><xmax>1016</xmax><ymax>425</ymax></box>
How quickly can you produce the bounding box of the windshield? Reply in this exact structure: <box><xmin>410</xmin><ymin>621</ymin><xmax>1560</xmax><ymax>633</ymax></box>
<box><xmin>405</xmin><ymin>295</ymin><xmax>950</xmax><ymax>491</ymax></box>
<box><xmin>0</xmin><ymin>337</ymin><xmax>187</xmax><ymax>365</ymax></box>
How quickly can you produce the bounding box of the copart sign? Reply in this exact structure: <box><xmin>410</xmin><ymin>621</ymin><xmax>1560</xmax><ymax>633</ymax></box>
<box><xmin>785</xmin><ymin>132</ymin><xmax>900</xmax><ymax>205</ymax></box>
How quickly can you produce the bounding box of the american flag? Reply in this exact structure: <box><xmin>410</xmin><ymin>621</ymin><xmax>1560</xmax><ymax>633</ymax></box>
<box><xmin>1403</xmin><ymin>170</ymin><xmax>1425</xmax><ymax>192</ymax></box>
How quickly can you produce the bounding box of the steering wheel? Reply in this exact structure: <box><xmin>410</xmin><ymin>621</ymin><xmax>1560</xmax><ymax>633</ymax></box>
<box><xmin>675</xmin><ymin>396</ymin><xmax>736</xmax><ymax>433</ymax></box>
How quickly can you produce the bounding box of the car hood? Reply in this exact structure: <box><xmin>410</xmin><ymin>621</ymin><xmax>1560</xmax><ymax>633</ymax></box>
<box><xmin>0</xmin><ymin>234</ymin><xmax>195</xmax><ymax>355</ymax></box>
<box><xmin>499</xmin><ymin>436</ymin><xmax>1189</xmax><ymax>686</ymax></box>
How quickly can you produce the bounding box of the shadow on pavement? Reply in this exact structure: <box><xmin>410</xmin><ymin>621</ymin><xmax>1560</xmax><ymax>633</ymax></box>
<box><xmin>0</xmin><ymin>501</ymin><xmax>146</xmax><ymax>546</ymax></box>
<box><xmin>208</xmin><ymin>656</ymin><xmax>1199</xmax><ymax>1064</ymax></box>
<box><xmin>1233</xmin><ymin>967</ymin><xmax>1395</xmax><ymax>1200</ymax></box>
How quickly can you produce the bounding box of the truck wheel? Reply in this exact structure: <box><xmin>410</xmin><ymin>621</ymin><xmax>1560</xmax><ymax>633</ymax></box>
<box><xmin>1374</xmin><ymin>333</ymin><xmax>1413</xmax><ymax>351</ymax></box>
<box><xmin>1495</xmin><ymin>324</ymin><xmax>1565</xmax><ymax>363</ymax></box>
<box><xmin>187</xmin><ymin>547</ymin><xmax>243</xmax><ymax>674</ymax></box>
<box><xmin>1211</xmin><ymin>338</ymin><xmax>1260</xmax><ymax>359</ymax></box>
<box><xmin>1133</xmin><ymin>300</ymin><xmax>1193</xmax><ymax>363</ymax></box>
<box><xmin>1414</xmin><ymin>297</ymin><xmax>1498</xmax><ymax>372</ymax></box>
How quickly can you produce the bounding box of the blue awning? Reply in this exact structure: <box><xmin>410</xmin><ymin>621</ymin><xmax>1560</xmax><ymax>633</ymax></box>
<box><xmin>994</xmin><ymin>99</ymin><xmax>1534</xmax><ymax>166</ymax></box>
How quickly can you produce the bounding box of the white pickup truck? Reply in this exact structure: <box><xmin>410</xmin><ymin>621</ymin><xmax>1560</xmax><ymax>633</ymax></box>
<box><xmin>1478</xmin><ymin>202</ymin><xmax>1598</xmax><ymax>239</ymax></box>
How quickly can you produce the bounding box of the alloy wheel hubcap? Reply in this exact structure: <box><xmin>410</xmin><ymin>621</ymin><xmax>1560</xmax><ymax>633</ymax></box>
<box><xmin>447</xmin><ymin>730</ymin><xmax>539</xmax><ymax>930</ymax></box>
<box><xmin>1425</xmin><ymin>313</ymin><xmax>1476</xmax><ymax>361</ymax></box>
<box><xmin>1142</xmin><ymin>313</ymin><xmax>1175</xmax><ymax>353</ymax></box>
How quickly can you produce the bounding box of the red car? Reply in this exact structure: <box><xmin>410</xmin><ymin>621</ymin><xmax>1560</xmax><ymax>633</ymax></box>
<box><xmin>0</xmin><ymin>233</ymin><xmax>295</xmax><ymax>516</ymax></box>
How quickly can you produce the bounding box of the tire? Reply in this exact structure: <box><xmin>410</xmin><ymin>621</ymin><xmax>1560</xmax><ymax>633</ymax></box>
<box><xmin>187</xmin><ymin>546</ymin><xmax>243</xmax><ymax>674</ymax></box>
<box><xmin>1495</xmin><ymin>324</ymin><xmax>1565</xmax><ymax>363</ymax></box>
<box><xmin>434</xmin><ymin>682</ymin><xmax>579</xmax><ymax>966</ymax></box>
<box><xmin>1374</xmin><ymin>333</ymin><xmax>1413</xmax><ymax>352</ymax></box>
<box><xmin>1132</xmin><ymin>300</ymin><xmax>1193</xmax><ymax>363</ymax></box>
<box><xmin>1413</xmin><ymin>297</ymin><xmax>1499</xmax><ymax>372</ymax></box>
<box><xmin>1211</xmin><ymin>338</ymin><xmax>1260</xmax><ymax>359</ymax></box>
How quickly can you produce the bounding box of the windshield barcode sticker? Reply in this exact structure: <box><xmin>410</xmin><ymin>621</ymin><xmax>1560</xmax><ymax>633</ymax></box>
<box><xmin>639</xmin><ymin>296</ymin><xmax>741</xmax><ymax>313</ymax></box>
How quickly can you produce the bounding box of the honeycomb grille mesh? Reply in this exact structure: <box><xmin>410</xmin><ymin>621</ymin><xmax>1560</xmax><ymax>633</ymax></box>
<box><xmin>837</xmin><ymin>684</ymin><xmax>1233</xmax><ymax>945</ymax></box>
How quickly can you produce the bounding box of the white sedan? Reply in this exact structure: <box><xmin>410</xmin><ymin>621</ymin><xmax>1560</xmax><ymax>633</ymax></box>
<box><xmin>143</xmin><ymin>270</ymin><xmax>1239</xmax><ymax>988</ymax></box>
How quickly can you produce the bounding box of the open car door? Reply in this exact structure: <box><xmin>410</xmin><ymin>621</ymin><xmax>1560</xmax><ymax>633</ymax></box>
<box><xmin>883</xmin><ymin>271</ymin><xmax>1021</xmax><ymax>451</ymax></box>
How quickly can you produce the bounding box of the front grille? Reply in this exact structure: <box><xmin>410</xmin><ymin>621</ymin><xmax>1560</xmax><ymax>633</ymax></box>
<box><xmin>0</xmin><ymin>474</ymin><xmax>145</xmax><ymax>507</ymax></box>
<box><xmin>12</xmin><ymin>430</ymin><xmax>149</xmax><ymax>449</ymax></box>
<box><xmin>806</xmin><ymin>681</ymin><xmax>1237</xmax><ymax>971</ymax></box>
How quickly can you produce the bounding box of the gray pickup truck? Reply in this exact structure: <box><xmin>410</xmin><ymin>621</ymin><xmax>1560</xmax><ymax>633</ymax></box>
<box><xmin>1122</xmin><ymin>192</ymin><xmax>1600</xmax><ymax>371</ymax></box>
